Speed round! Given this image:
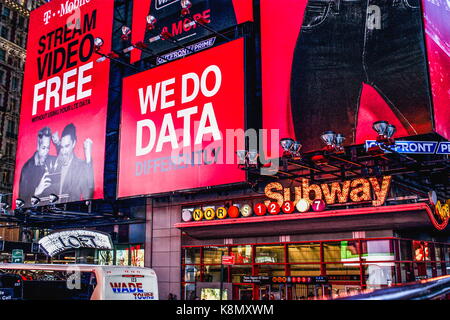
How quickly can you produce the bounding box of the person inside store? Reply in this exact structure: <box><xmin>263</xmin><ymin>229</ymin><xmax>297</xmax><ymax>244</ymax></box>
<box><xmin>18</xmin><ymin>126</ymin><xmax>57</xmax><ymax>207</ymax></box>
<box><xmin>51</xmin><ymin>123</ymin><xmax>94</xmax><ymax>203</ymax></box>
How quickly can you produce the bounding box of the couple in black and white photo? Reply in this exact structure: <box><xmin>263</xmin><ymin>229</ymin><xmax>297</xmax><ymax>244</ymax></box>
<box><xmin>18</xmin><ymin>123</ymin><xmax>94</xmax><ymax>207</ymax></box>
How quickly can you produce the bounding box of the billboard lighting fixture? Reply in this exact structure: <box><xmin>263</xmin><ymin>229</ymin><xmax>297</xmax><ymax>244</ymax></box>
<box><xmin>280</xmin><ymin>138</ymin><xmax>302</xmax><ymax>159</ymax></box>
<box><xmin>320</xmin><ymin>131</ymin><xmax>345</xmax><ymax>153</ymax></box>
<box><xmin>373</xmin><ymin>120</ymin><xmax>396</xmax><ymax>145</ymax></box>
<box><xmin>15</xmin><ymin>198</ymin><xmax>25</xmax><ymax>209</ymax></box>
<box><xmin>368</xmin><ymin>120</ymin><xmax>396</xmax><ymax>155</ymax></box>
<box><xmin>94</xmin><ymin>37</ymin><xmax>104</xmax><ymax>52</ymax></box>
<box><xmin>180</xmin><ymin>0</ymin><xmax>192</xmax><ymax>16</ymax></box>
<box><xmin>237</xmin><ymin>150</ymin><xmax>259</xmax><ymax>169</ymax></box>
<box><xmin>121</xmin><ymin>25</ymin><xmax>132</xmax><ymax>41</ymax></box>
<box><xmin>146</xmin><ymin>15</ymin><xmax>157</xmax><ymax>31</ymax></box>
<box><xmin>31</xmin><ymin>196</ymin><xmax>41</xmax><ymax>207</ymax></box>
<box><xmin>49</xmin><ymin>194</ymin><xmax>59</xmax><ymax>204</ymax></box>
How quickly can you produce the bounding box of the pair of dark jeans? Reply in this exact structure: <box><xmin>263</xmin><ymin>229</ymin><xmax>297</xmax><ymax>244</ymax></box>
<box><xmin>290</xmin><ymin>0</ymin><xmax>433</xmax><ymax>151</ymax></box>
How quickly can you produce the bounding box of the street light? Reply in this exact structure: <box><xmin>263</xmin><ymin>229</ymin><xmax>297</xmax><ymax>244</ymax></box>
<box><xmin>49</xmin><ymin>194</ymin><xmax>59</xmax><ymax>204</ymax></box>
<box><xmin>15</xmin><ymin>198</ymin><xmax>25</xmax><ymax>209</ymax></box>
<box><xmin>30</xmin><ymin>196</ymin><xmax>40</xmax><ymax>207</ymax></box>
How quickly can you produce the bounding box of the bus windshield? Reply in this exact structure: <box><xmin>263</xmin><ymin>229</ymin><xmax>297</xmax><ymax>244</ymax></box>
<box><xmin>0</xmin><ymin>268</ymin><xmax>96</xmax><ymax>300</ymax></box>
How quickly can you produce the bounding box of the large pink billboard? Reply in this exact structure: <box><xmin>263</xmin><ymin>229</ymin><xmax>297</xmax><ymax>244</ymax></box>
<box><xmin>13</xmin><ymin>0</ymin><xmax>114</xmax><ymax>208</ymax></box>
<box><xmin>118</xmin><ymin>39</ymin><xmax>246</xmax><ymax>197</ymax></box>
<box><xmin>261</xmin><ymin>0</ymin><xmax>435</xmax><ymax>153</ymax></box>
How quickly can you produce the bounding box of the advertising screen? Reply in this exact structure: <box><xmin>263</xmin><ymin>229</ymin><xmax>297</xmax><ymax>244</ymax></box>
<box><xmin>422</xmin><ymin>0</ymin><xmax>450</xmax><ymax>141</ymax></box>
<box><xmin>13</xmin><ymin>0</ymin><xmax>114</xmax><ymax>208</ymax></box>
<box><xmin>261</xmin><ymin>0</ymin><xmax>434</xmax><ymax>153</ymax></box>
<box><xmin>118</xmin><ymin>39</ymin><xmax>246</xmax><ymax>198</ymax></box>
<box><xmin>130</xmin><ymin>0</ymin><xmax>253</xmax><ymax>63</ymax></box>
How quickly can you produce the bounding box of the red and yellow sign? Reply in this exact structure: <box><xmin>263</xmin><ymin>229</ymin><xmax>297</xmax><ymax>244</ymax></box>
<box><xmin>264</xmin><ymin>176</ymin><xmax>392</xmax><ymax>208</ymax></box>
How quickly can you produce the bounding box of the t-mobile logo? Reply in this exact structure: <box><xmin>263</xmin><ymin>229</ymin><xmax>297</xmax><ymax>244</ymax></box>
<box><xmin>43</xmin><ymin>10</ymin><xmax>53</xmax><ymax>24</ymax></box>
<box><xmin>367</xmin><ymin>5</ymin><xmax>382</xmax><ymax>30</ymax></box>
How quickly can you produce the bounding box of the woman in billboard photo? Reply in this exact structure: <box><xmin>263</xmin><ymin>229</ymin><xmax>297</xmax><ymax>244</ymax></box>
<box><xmin>18</xmin><ymin>124</ymin><xmax>94</xmax><ymax>207</ymax></box>
<box><xmin>290</xmin><ymin>0</ymin><xmax>433</xmax><ymax>151</ymax></box>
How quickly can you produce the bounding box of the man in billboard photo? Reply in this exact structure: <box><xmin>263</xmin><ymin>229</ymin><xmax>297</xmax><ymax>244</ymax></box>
<box><xmin>53</xmin><ymin>123</ymin><xmax>95</xmax><ymax>203</ymax></box>
<box><xmin>18</xmin><ymin>127</ymin><xmax>57</xmax><ymax>207</ymax></box>
<box><xmin>290</xmin><ymin>0</ymin><xmax>433</xmax><ymax>151</ymax></box>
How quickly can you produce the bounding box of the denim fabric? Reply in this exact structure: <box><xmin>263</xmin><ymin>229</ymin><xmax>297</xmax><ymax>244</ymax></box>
<box><xmin>290</xmin><ymin>0</ymin><xmax>432</xmax><ymax>151</ymax></box>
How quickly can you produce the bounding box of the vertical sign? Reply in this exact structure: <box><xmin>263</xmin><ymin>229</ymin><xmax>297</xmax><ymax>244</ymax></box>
<box><xmin>13</xmin><ymin>0</ymin><xmax>114</xmax><ymax>207</ymax></box>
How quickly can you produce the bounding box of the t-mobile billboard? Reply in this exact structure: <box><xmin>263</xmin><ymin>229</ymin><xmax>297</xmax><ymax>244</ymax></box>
<box><xmin>118</xmin><ymin>39</ymin><xmax>246</xmax><ymax>198</ymax></box>
<box><xmin>261</xmin><ymin>0</ymin><xmax>434</xmax><ymax>153</ymax></box>
<box><xmin>422</xmin><ymin>0</ymin><xmax>450</xmax><ymax>141</ymax></box>
<box><xmin>13</xmin><ymin>0</ymin><xmax>114</xmax><ymax>208</ymax></box>
<box><xmin>129</xmin><ymin>0</ymin><xmax>253</xmax><ymax>63</ymax></box>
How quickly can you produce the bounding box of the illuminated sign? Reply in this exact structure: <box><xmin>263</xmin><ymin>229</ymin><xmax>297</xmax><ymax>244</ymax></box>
<box><xmin>118</xmin><ymin>39</ymin><xmax>246</xmax><ymax>197</ymax></box>
<box><xmin>365</xmin><ymin>140</ymin><xmax>450</xmax><ymax>155</ymax></box>
<box><xmin>39</xmin><ymin>230</ymin><xmax>113</xmax><ymax>256</ymax></box>
<box><xmin>264</xmin><ymin>176</ymin><xmax>392</xmax><ymax>207</ymax></box>
<box><xmin>435</xmin><ymin>199</ymin><xmax>450</xmax><ymax>221</ymax></box>
<box><xmin>183</xmin><ymin>176</ymin><xmax>396</xmax><ymax>222</ymax></box>
<box><xmin>242</xmin><ymin>276</ymin><xmax>327</xmax><ymax>284</ymax></box>
<box><xmin>13</xmin><ymin>0</ymin><xmax>114</xmax><ymax>208</ymax></box>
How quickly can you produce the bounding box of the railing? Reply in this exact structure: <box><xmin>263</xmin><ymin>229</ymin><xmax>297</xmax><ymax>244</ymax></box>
<box><xmin>336</xmin><ymin>276</ymin><xmax>450</xmax><ymax>300</ymax></box>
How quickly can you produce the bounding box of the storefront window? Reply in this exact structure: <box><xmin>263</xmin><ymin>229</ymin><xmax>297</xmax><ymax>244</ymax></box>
<box><xmin>203</xmin><ymin>246</ymin><xmax>228</xmax><ymax>264</ymax></box>
<box><xmin>288</xmin><ymin>243</ymin><xmax>321</xmax><ymax>263</ymax></box>
<box><xmin>204</xmin><ymin>265</ymin><xmax>226</xmax><ymax>282</ymax></box>
<box><xmin>324</xmin><ymin>241</ymin><xmax>354</xmax><ymax>262</ymax></box>
<box><xmin>115</xmin><ymin>250</ymin><xmax>129</xmax><ymax>266</ymax></box>
<box><xmin>399</xmin><ymin>240</ymin><xmax>413</xmax><ymax>261</ymax></box>
<box><xmin>231</xmin><ymin>245</ymin><xmax>252</xmax><ymax>264</ymax></box>
<box><xmin>325</xmin><ymin>261</ymin><xmax>360</xmax><ymax>276</ymax></box>
<box><xmin>433</xmin><ymin>244</ymin><xmax>442</xmax><ymax>262</ymax></box>
<box><xmin>97</xmin><ymin>250</ymin><xmax>114</xmax><ymax>265</ymax></box>
<box><xmin>289</xmin><ymin>264</ymin><xmax>321</xmax><ymax>276</ymax></box>
<box><xmin>363</xmin><ymin>263</ymin><xmax>395</xmax><ymax>289</ymax></box>
<box><xmin>398</xmin><ymin>263</ymin><xmax>415</xmax><ymax>283</ymax></box>
<box><xmin>255</xmin><ymin>245</ymin><xmax>285</xmax><ymax>263</ymax></box>
<box><xmin>130</xmin><ymin>247</ymin><xmax>145</xmax><ymax>267</ymax></box>
<box><xmin>362</xmin><ymin>240</ymin><xmax>394</xmax><ymax>265</ymax></box>
<box><xmin>183</xmin><ymin>265</ymin><xmax>201</xmax><ymax>282</ymax></box>
<box><xmin>183</xmin><ymin>247</ymin><xmax>201</xmax><ymax>264</ymax></box>
<box><xmin>256</xmin><ymin>264</ymin><xmax>285</xmax><ymax>277</ymax></box>
<box><xmin>231</xmin><ymin>266</ymin><xmax>252</xmax><ymax>283</ymax></box>
<box><xmin>183</xmin><ymin>283</ymin><xmax>196</xmax><ymax>300</ymax></box>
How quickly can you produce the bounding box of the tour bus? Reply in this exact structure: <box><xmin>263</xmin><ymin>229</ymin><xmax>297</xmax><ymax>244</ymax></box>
<box><xmin>0</xmin><ymin>264</ymin><xmax>158</xmax><ymax>300</ymax></box>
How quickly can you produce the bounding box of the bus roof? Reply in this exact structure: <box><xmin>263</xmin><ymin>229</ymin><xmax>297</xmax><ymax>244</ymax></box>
<box><xmin>0</xmin><ymin>264</ymin><xmax>156</xmax><ymax>277</ymax></box>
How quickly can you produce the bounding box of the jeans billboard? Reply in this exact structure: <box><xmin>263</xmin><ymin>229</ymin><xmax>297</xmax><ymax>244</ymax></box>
<box><xmin>261</xmin><ymin>0</ymin><xmax>447</xmax><ymax>153</ymax></box>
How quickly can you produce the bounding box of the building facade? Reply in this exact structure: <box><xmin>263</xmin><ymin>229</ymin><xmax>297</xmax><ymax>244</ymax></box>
<box><xmin>0</xmin><ymin>0</ymin><xmax>48</xmax><ymax>243</ymax></box>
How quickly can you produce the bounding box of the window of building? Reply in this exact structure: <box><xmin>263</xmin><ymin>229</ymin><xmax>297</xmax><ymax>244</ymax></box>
<box><xmin>18</xmin><ymin>16</ymin><xmax>25</xmax><ymax>28</ymax></box>
<box><xmin>0</xmin><ymin>69</ymin><xmax>4</xmax><ymax>85</ymax></box>
<box><xmin>0</xmin><ymin>92</ymin><xmax>4</xmax><ymax>109</ymax></box>
<box><xmin>0</xmin><ymin>49</ymin><xmax>6</xmax><ymax>62</ymax></box>
<box><xmin>6</xmin><ymin>120</ymin><xmax>16</xmax><ymax>138</ymax></box>
<box><xmin>2</xmin><ymin>7</ymin><xmax>10</xmax><ymax>18</ymax></box>
<box><xmin>1</xmin><ymin>27</ymin><xmax>10</xmax><ymax>40</ymax></box>
<box><xmin>288</xmin><ymin>243</ymin><xmax>321</xmax><ymax>263</ymax></box>
<box><xmin>5</xmin><ymin>142</ymin><xmax>14</xmax><ymax>158</ymax></box>
<box><xmin>255</xmin><ymin>245</ymin><xmax>285</xmax><ymax>263</ymax></box>
<box><xmin>11</xmin><ymin>77</ymin><xmax>19</xmax><ymax>90</ymax></box>
<box><xmin>231</xmin><ymin>245</ymin><xmax>252</xmax><ymax>264</ymax></box>
<box><xmin>183</xmin><ymin>247</ymin><xmax>201</xmax><ymax>265</ymax></box>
